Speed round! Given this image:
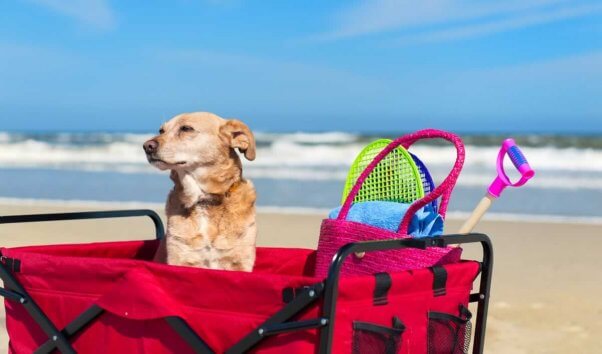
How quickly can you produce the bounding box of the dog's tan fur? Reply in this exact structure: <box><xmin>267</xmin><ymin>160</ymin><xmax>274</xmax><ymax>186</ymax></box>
<box><xmin>144</xmin><ymin>112</ymin><xmax>257</xmax><ymax>271</ymax></box>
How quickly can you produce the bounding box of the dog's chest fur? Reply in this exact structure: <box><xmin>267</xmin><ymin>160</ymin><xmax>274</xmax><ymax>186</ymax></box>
<box><xmin>164</xmin><ymin>180</ymin><xmax>257</xmax><ymax>271</ymax></box>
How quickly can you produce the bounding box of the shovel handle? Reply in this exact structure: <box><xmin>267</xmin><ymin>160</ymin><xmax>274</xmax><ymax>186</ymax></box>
<box><xmin>458</xmin><ymin>194</ymin><xmax>494</xmax><ymax>234</ymax></box>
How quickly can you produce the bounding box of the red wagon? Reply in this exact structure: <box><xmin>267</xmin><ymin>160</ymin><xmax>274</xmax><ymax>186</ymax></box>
<box><xmin>0</xmin><ymin>209</ymin><xmax>492</xmax><ymax>353</ymax></box>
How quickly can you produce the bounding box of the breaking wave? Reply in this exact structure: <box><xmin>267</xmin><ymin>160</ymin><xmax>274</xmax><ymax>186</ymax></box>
<box><xmin>0</xmin><ymin>131</ymin><xmax>601</xmax><ymax>189</ymax></box>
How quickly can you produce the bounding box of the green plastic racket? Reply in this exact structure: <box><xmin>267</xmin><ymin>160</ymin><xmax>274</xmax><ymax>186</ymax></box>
<box><xmin>341</xmin><ymin>139</ymin><xmax>424</xmax><ymax>204</ymax></box>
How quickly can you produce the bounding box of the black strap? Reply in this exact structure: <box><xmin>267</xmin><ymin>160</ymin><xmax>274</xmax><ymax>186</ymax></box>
<box><xmin>0</xmin><ymin>256</ymin><xmax>20</xmax><ymax>273</ymax></box>
<box><xmin>373</xmin><ymin>272</ymin><xmax>392</xmax><ymax>306</ymax></box>
<box><xmin>459</xmin><ymin>305</ymin><xmax>472</xmax><ymax>321</ymax></box>
<box><xmin>282</xmin><ymin>286</ymin><xmax>312</xmax><ymax>303</ymax></box>
<box><xmin>431</xmin><ymin>266</ymin><xmax>447</xmax><ymax>297</ymax></box>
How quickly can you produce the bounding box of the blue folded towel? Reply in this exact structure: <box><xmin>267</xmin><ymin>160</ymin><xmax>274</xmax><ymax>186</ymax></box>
<box><xmin>328</xmin><ymin>201</ymin><xmax>443</xmax><ymax>238</ymax></box>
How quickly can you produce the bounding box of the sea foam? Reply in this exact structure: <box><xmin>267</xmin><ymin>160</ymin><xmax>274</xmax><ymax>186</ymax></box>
<box><xmin>0</xmin><ymin>131</ymin><xmax>600</xmax><ymax>190</ymax></box>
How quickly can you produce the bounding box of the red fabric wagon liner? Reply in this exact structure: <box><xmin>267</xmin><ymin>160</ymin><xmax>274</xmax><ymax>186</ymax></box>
<box><xmin>2</xmin><ymin>239</ymin><xmax>481</xmax><ymax>353</ymax></box>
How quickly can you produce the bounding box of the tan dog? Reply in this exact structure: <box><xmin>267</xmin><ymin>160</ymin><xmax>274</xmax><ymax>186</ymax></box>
<box><xmin>143</xmin><ymin>112</ymin><xmax>257</xmax><ymax>271</ymax></box>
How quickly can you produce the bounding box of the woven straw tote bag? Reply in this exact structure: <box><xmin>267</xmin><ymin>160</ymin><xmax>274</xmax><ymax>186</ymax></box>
<box><xmin>314</xmin><ymin>129</ymin><xmax>465</xmax><ymax>277</ymax></box>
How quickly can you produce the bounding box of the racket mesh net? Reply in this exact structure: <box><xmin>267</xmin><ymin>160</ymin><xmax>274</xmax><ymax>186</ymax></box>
<box><xmin>343</xmin><ymin>140</ymin><xmax>424</xmax><ymax>204</ymax></box>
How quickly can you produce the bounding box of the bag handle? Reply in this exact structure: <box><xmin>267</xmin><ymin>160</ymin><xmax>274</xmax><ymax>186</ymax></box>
<box><xmin>337</xmin><ymin>129</ymin><xmax>465</xmax><ymax>235</ymax></box>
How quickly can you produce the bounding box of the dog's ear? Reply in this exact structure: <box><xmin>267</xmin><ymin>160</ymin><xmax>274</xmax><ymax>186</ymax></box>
<box><xmin>220</xmin><ymin>119</ymin><xmax>256</xmax><ymax>161</ymax></box>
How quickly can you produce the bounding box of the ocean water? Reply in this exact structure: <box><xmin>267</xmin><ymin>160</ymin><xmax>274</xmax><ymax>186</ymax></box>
<box><xmin>0</xmin><ymin>131</ymin><xmax>601</xmax><ymax>220</ymax></box>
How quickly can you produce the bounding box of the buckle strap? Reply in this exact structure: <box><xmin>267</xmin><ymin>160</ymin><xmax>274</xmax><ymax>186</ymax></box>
<box><xmin>431</xmin><ymin>266</ymin><xmax>447</xmax><ymax>297</ymax></box>
<box><xmin>373</xmin><ymin>272</ymin><xmax>392</xmax><ymax>306</ymax></box>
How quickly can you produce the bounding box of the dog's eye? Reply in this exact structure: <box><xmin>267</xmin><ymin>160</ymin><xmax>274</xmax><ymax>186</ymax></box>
<box><xmin>159</xmin><ymin>128</ymin><xmax>165</xmax><ymax>134</ymax></box>
<box><xmin>180</xmin><ymin>125</ymin><xmax>194</xmax><ymax>132</ymax></box>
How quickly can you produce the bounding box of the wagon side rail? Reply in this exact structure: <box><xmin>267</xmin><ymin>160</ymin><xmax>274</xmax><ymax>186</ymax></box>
<box><xmin>0</xmin><ymin>209</ymin><xmax>165</xmax><ymax>240</ymax></box>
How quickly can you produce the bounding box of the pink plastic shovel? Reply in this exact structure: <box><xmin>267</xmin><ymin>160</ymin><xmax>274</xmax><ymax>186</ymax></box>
<box><xmin>459</xmin><ymin>138</ymin><xmax>535</xmax><ymax>233</ymax></box>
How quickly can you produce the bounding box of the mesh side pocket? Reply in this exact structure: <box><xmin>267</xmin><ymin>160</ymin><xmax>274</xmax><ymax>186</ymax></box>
<box><xmin>428</xmin><ymin>305</ymin><xmax>472</xmax><ymax>354</ymax></box>
<box><xmin>353</xmin><ymin>317</ymin><xmax>405</xmax><ymax>354</ymax></box>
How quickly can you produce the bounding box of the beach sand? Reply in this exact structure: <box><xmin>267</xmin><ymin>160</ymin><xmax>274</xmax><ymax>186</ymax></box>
<box><xmin>1</xmin><ymin>202</ymin><xmax>600</xmax><ymax>353</ymax></box>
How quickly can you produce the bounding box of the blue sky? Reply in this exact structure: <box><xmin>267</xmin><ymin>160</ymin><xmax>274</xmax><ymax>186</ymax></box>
<box><xmin>1</xmin><ymin>0</ymin><xmax>601</xmax><ymax>133</ymax></box>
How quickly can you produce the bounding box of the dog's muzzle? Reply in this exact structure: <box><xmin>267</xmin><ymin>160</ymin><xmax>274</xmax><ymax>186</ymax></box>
<box><xmin>143</xmin><ymin>139</ymin><xmax>159</xmax><ymax>154</ymax></box>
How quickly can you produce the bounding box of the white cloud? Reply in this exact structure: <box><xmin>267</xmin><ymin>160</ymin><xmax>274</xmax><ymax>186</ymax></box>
<box><xmin>459</xmin><ymin>50</ymin><xmax>602</xmax><ymax>83</ymax></box>
<box><xmin>316</xmin><ymin>0</ymin><xmax>599</xmax><ymax>43</ymax></box>
<box><xmin>394</xmin><ymin>3</ymin><xmax>602</xmax><ymax>45</ymax></box>
<box><xmin>25</xmin><ymin>0</ymin><xmax>116</xmax><ymax>30</ymax></box>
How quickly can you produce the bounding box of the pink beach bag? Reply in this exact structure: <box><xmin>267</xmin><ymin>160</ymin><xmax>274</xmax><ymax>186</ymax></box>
<box><xmin>314</xmin><ymin>129</ymin><xmax>466</xmax><ymax>278</ymax></box>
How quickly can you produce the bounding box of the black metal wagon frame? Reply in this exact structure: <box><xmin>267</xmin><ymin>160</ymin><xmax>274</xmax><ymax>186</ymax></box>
<box><xmin>0</xmin><ymin>209</ymin><xmax>493</xmax><ymax>353</ymax></box>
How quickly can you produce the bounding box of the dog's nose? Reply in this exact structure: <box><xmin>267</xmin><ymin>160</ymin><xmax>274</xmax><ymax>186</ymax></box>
<box><xmin>143</xmin><ymin>140</ymin><xmax>159</xmax><ymax>154</ymax></box>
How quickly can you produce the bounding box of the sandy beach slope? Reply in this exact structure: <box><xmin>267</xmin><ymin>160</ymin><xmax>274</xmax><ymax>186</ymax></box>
<box><xmin>1</xmin><ymin>202</ymin><xmax>600</xmax><ymax>353</ymax></box>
